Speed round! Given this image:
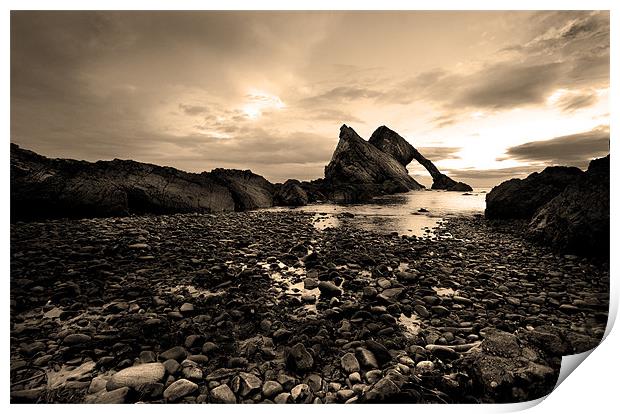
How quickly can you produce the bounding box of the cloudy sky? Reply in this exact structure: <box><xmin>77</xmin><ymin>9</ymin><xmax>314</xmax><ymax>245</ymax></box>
<box><xmin>11</xmin><ymin>11</ymin><xmax>609</xmax><ymax>187</ymax></box>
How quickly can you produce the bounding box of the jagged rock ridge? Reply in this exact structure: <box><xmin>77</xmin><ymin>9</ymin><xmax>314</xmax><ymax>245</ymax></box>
<box><xmin>323</xmin><ymin>125</ymin><xmax>424</xmax><ymax>201</ymax></box>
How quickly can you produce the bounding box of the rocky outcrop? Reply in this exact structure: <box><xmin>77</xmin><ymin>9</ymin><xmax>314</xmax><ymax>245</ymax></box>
<box><xmin>485</xmin><ymin>155</ymin><xmax>609</xmax><ymax>257</ymax></box>
<box><xmin>12</xmin><ymin>123</ymin><xmax>475</xmax><ymax>220</ymax></box>
<box><xmin>369</xmin><ymin>126</ymin><xmax>473</xmax><ymax>192</ymax></box>
<box><xmin>323</xmin><ymin>125</ymin><xmax>424</xmax><ymax>201</ymax></box>
<box><xmin>274</xmin><ymin>179</ymin><xmax>309</xmax><ymax>206</ymax></box>
<box><xmin>10</xmin><ymin>144</ymin><xmax>275</xmax><ymax>221</ymax></box>
<box><xmin>529</xmin><ymin>155</ymin><xmax>609</xmax><ymax>257</ymax></box>
<box><xmin>368</xmin><ymin>126</ymin><xmax>417</xmax><ymax>166</ymax></box>
<box><xmin>485</xmin><ymin>166</ymin><xmax>585</xmax><ymax>219</ymax></box>
<box><xmin>210</xmin><ymin>168</ymin><xmax>274</xmax><ymax>210</ymax></box>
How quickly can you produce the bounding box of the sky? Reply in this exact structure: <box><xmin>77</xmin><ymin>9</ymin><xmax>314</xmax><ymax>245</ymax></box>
<box><xmin>11</xmin><ymin>11</ymin><xmax>610</xmax><ymax>187</ymax></box>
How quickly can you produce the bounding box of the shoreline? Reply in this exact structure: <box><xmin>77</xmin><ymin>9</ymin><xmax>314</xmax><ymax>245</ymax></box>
<box><xmin>10</xmin><ymin>210</ymin><xmax>609</xmax><ymax>403</ymax></box>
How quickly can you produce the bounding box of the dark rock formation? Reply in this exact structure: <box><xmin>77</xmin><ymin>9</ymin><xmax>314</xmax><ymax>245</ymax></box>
<box><xmin>485</xmin><ymin>166</ymin><xmax>585</xmax><ymax>219</ymax></box>
<box><xmin>210</xmin><ymin>168</ymin><xmax>274</xmax><ymax>210</ymax></box>
<box><xmin>12</xmin><ymin>123</ymin><xmax>476</xmax><ymax>219</ymax></box>
<box><xmin>323</xmin><ymin>125</ymin><xmax>424</xmax><ymax>202</ymax></box>
<box><xmin>274</xmin><ymin>179</ymin><xmax>309</xmax><ymax>206</ymax></box>
<box><xmin>369</xmin><ymin>126</ymin><xmax>473</xmax><ymax>192</ymax></box>
<box><xmin>298</xmin><ymin>179</ymin><xmax>328</xmax><ymax>204</ymax></box>
<box><xmin>529</xmin><ymin>155</ymin><xmax>609</xmax><ymax>257</ymax></box>
<box><xmin>368</xmin><ymin>126</ymin><xmax>416</xmax><ymax>166</ymax></box>
<box><xmin>458</xmin><ymin>329</ymin><xmax>559</xmax><ymax>403</ymax></box>
<box><xmin>485</xmin><ymin>155</ymin><xmax>609</xmax><ymax>257</ymax></box>
<box><xmin>10</xmin><ymin>144</ymin><xmax>274</xmax><ymax>221</ymax></box>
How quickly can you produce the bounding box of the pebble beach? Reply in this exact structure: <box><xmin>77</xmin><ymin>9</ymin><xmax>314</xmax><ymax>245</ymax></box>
<box><xmin>10</xmin><ymin>210</ymin><xmax>609</xmax><ymax>403</ymax></box>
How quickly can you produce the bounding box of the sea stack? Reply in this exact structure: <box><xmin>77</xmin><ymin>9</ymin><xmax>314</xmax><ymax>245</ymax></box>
<box><xmin>323</xmin><ymin>125</ymin><xmax>424</xmax><ymax>201</ymax></box>
<box><xmin>369</xmin><ymin>126</ymin><xmax>473</xmax><ymax>192</ymax></box>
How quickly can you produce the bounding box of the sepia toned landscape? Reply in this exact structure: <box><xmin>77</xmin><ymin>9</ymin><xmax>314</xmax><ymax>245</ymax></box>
<box><xmin>10</xmin><ymin>11</ymin><xmax>609</xmax><ymax>404</ymax></box>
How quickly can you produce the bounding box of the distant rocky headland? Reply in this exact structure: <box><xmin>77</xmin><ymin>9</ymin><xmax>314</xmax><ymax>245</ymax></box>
<box><xmin>10</xmin><ymin>125</ymin><xmax>471</xmax><ymax>221</ymax></box>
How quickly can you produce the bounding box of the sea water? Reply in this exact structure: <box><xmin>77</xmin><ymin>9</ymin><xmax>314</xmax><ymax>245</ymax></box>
<box><xmin>270</xmin><ymin>188</ymin><xmax>488</xmax><ymax>237</ymax></box>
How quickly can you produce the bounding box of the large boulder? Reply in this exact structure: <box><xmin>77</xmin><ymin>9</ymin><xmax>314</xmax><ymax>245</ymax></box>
<box><xmin>528</xmin><ymin>155</ymin><xmax>609</xmax><ymax>257</ymax></box>
<box><xmin>458</xmin><ymin>329</ymin><xmax>560</xmax><ymax>403</ymax></box>
<box><xmin>485</xmin><ymin>166</ymin><xmax>585</xmax><ymax>219</ymax></box>
<box><xmin>274</xmin><ymin>179</ymin><xmax>309</xmax><ymax>206</ymax></box>
<box><xmin>106</xmin><ymin>363</ymin><xmax>166</xmax><ymax>391</ymax></box>
<box><xmin>210</xmin><ymin>168</ymin><xmax>275</xmax><ymax>210</ymax></box>
<box><xmin>10</xmin><ymin>144</ymin><xmax>276</xmax><ymax>221</ymax></box>
<box><xmin>369</xmin><ymin>126</ymin><xmax>473</xmax><ymax>192</ymax></box>
<box><xmin>323</xmin><ymin>125</ymin><xmax>424</xmax><ymax>201</ymax></box>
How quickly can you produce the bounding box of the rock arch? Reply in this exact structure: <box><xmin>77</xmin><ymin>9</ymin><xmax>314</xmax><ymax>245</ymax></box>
<box><xmin>369</xmin><ymin>125</ymin><xmax>473</xmax><ymax>191</ymax></box>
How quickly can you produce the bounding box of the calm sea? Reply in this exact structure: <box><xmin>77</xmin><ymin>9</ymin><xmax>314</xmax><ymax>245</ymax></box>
<box><xmin>269</xmin><ymin>188</ymin><xmax>489</xmax><ymax>237</ymax></box>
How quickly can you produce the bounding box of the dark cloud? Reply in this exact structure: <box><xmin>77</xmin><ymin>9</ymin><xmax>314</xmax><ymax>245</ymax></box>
<box><xmin>10</xmin><ymin>11</ymin><xmax>610</xmax><ymax>186</ymax></box>
<box><xmin>504</xmin><ymin>126</ymin><xmax>609</xmax><ymax>167</ymax></box>
<box><xmin>527</xmin><ymin>11</ymin><xmax>609</xmax><ymax>58</ymax></box>
<box><xmin>453</xmin><ymin>62</ymin><xmax>563</xmax><ymax>109</ymax></box>
<box><xmin>379</xmin><ymin>11</ymin><xmax>608</xmax><ymax>111</ymax></box>
<box><xmin>555</xmin><ymin>90</ymin><xmax>598</xmax><ymax>112</ymax></box>
<box><xmin>301</xmin><ymin>86</ymin><xmax>382</xmax><ymax>105</ymax></box>
<box><xmin>431</xmin><ymin>114</ymin><xmax>458</xmax><ymax>128</ymax></box>
<box><xmin>417</xmin><ymin>147</ymin><xmax>461</xmax><ymax>161</ymax></box>
<box><xmin>179</xmin><ymin>104</ymin><xmax>209</xmax><ymax>115</ymax></box>
<box><xmin>307</xmin><ymin>108</ymin><xmax>365</xmax><ymax>124</ymax></box>
<box><xmin>141</xmin><ymin>127</ymin><xmax>337</xmax><ymax>182</ymax></box>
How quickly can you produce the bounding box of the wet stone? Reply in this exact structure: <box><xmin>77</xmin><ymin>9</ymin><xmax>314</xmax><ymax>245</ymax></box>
<box><xmin>287</xmin><ymin>343</ymin><xmax>314</xmax><ymax>372</ymax></box>
<box><xmin>365</xmin><ymin>370</ymin><xmax>383</xmax><ymax>384</ymax></box>
<box><xmin>233</xmin><ymin>372</ymin><xmax>262</xmax><ymax>397</ymax></box>
<box><xmin>106</xmin><ymin>362</ymin><xmax>166</xmax><ymax>391</ymax></box>
<box><xmin>337</xmin><ymin>389</ymin><xmax>355</xmax><ymax>401</ymax></box>
<box><xmin>415</xmin><ymin>360</ymin><xmax>435</xmax><ymax>373</ymax></box>
<box><xmin>180</xmin><ymin>303</ymin><xmax>194</xmax><ymax>313</ymax></box>
<box><xmin>318</xmin><ymin>281</ymin><xmax>342</xmax><ymax>297</ymax></box>
<box><xmin>163</xmin><ymin>359</ymin><xmax>180</xmax><ymax>375</ymax></box>
<box><xmin>356</xmin><ymin>347</ymin><xmax>379</xmax><ymax>369</ymax></box>
<box><xmin>210</xmin><ymin>384</ymin><xmax>237</xmax><ymax>403</ymax></box>
<box><xmin>363</xmin><ymin>378</ymin><xmax>400</xmax><ymax>402</ymax></box>
<box><xmin>262</xmin><ymin>380</ymin><xmax>283</xmax><ymax>398</ymax></box>
<box><xmin>159</xmin><ymin>346</ymin><xmax>188</xmax><ymax>362</ymax></box>
<box><xmin>181</xmin><ymin>359</ymin><xmax>203</xmax><ymax>381</ymax></box>
<box><xmin>88</xmin><ymin>386</ymin><xmax>130</xmax><ymax>404</ymax></box>
<box><xmin>340</xmin><ymin>353</ymin><xmax>360</xmax><ymax>373</ymax></box>
<box><xmin>290</xmin><ymin>383</ymin><xmax>312</xmax><ymax>402</ymax></box>
<box><xmin>274</xmin><ymin>392</ymin><xmax>293</xmax><ymax>404</ymax></box>
<box><xmin>163</xmin><ymin>379</ymin><xmax>198</xmax><ymax>402</ymax></box>
<box><xmin>63</xmin><ymin>333</ymin><xmax>91</xmax><ymax>345</ymax></box>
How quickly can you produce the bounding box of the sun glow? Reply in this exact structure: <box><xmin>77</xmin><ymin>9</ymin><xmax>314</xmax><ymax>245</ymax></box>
<box><xmin>546</xmin><ymin>88</ymin><xmax>569</xmax><ymax>105</ymax></box>
<box><xmin>242</xmin><ymin>90</ymin><xmax>286</xmax><ymax>119</ymax></box>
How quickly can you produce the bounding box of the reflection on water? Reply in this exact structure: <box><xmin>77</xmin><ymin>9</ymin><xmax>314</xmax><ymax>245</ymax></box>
<box><xmin>259</xmin><ymin>261</ymin><xmax>321</xmax><ymax>315</ymax></box>
<box><xmin>270</xmin><ymin>271</ymin><xmax>321</xmax><ymax>314</ymax></box>
<box><xmin>313</xmin><ymin>214</ymin><xmax>339</xmax><ymax>231</ymax></box>
<box><xmin>269</xmin><ymin>189</ymin><xmax>487</xmax><ymax>236</ymax></box>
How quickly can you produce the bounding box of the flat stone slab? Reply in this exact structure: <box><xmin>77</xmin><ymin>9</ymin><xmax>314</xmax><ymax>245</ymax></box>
<box><xmin>106</xmin><ymin>362</ymin><xmax>166</xmax><ymax>391</ymax></box>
